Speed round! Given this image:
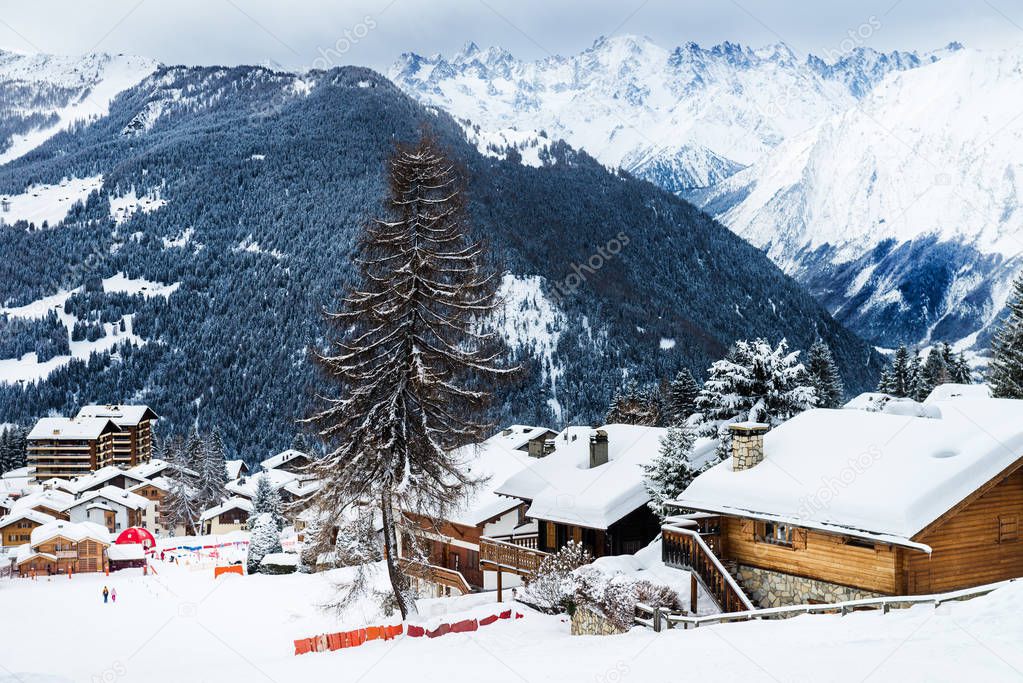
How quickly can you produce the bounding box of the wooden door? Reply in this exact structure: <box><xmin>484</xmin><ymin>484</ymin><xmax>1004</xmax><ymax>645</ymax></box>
<box><xmin>908</xmin><ymin>568</ymin><xmax>931</xmax><ymax>594</ymax></box>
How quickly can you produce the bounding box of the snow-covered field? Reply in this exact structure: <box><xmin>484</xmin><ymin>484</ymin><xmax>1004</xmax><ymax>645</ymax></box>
<box><xmin>0</xmin><ymin>176</ymin><xmax>102</xmax><ymax>229</ymax></box>
<box><xmin>1</xmin><ymin>553</ymin><xmax>1021</xmax><ymax>682</ymax></box>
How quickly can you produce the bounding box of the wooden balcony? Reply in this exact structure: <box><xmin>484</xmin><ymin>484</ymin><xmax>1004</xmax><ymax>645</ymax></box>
<box><xmin>400</xmin><ymin>558</ymin><xmax>472</xmax><ymax>595</ymax></box>
<box><xmin>479</xmin><ymin>536</ymin><xmax>548</xmax><ymax>579</ymax></box>
<box><xmin>662</xmin><ymin>521</ymin><xmax>754</xmax><ymax>614</ymax></box>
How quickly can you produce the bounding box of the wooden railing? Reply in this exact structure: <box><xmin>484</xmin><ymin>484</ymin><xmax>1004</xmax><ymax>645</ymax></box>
<box><xmin>662</xmin><ymin>522</ymin><xmax>754</xmax><ymax>613</ymax></box>
<box><xmin>479</xmin><ymin>536</ymin><xmax>548</xmax><ymax>578</ymax></box>
<box><xmin>485</xmin><ymin>533</ymin><xmax>539</xmax><ymax>550</ymax></box>
<box><xmin>636</xmin><ymin>577</ymin><xmax>1018</xmax><ymax>630</ymax></box>
<box><xmin>400</xmin><ymin>559</ymin><xmax>473</xmax><ymax>595</ymax></box>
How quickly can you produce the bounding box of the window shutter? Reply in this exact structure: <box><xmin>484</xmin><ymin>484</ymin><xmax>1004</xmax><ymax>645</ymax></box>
<box><xmin>794</xmin><ymin>528</ymin><xmax>807</xmax><ymax>550</ymax></box>
<box><xmin>572</xmin><ymin>526</ymin><xmax>582</xmax><ymax>544</ymax></box>
<box><xmin>741</xmin><ymin>519</ymin><xmax>754</xmax><ymax>541</ymax></box>
<box><xmin>545</xmin><ymin>521</ymin><xmax>556</xmax><ymax>549</ymax></box>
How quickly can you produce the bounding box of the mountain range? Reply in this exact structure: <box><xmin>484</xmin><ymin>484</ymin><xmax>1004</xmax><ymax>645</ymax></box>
<box><xmin>0</xmin><ymin>53</ymin><xmax>882</xmax><ymax>461</ymax></box>
<box><xmin>390</xmin><ymin>35</ymin><xmax>1019</xmax><ymax>352</ymax></box>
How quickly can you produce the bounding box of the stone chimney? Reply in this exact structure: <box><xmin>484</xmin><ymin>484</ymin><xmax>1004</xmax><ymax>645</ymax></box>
<box><xmin>729</xmin><ymin>422</ymin><xmax>769</xmax><ymax>471</ymax></box>
<box><xmin>589</xmin><ymin>429</ymin><xmax>609</xmax><ymax>468</ymax></box>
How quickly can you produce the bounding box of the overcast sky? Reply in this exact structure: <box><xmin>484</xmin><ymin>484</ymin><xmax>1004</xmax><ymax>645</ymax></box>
<box><xmin>0</xmin><ymin>0</ymin><xmax>1021</xmax><ymax>71</ymax></box>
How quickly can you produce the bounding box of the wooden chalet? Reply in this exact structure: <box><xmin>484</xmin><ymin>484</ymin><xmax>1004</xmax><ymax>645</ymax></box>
<box><xmin>260</xmin><ymin>449</ymin><xmax>313</xmax><ymax>474</ymax></box>
<box><xmin>665</xmin><ymin>393</ymin><xmax>1023</xmax><ymax>610</ymax></box>
<box><xmin>199</xmin><ymin>497</ymin><xmax>253</xmax><ymax>534</ymax></box>
<box><xmin>0</xmin><ymin>510</ymin><xmax>55</xmax><ymax>547</ymax></box>
<box><xmin>15</xmin><ymin>520</ymin><xmax>111</xmax><ymax>576</ymax></box>
<box><xmin>496</xmin><ymin>425</ymin><xmax>665</xmax><ymax>559</ymax></box>
<box><xmin>398</xmin><ymin>426</ymin><xmax>553</xmax><ymax>598</ymax></box>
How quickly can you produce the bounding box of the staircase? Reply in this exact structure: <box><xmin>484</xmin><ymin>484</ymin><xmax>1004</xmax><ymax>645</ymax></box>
<box><xmin>662</xmin><ymin>518</ymin><xmax>755</xmax><ymax>614</ymax></box>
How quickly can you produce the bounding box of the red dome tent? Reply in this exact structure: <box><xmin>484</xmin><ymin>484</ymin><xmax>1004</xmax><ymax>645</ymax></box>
<box><xmin>115</xmin><ymin>527</ymin><xmax>156</xmax><ymax>549</ymax></box>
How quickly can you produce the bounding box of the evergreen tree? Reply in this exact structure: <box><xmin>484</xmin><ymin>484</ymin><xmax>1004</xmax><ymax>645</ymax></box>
<box><xmin>949</xmin><ymin>351</ymin><xmax>973</xmax><ymax>384</ymax></box>
<box><xmin>695</xmin><ymin>338</ymin><xmax>815</xmax><ymax>430</ymax></box>
<box><xmin>247</xmin><ymin>512</ymin><xmax>282</xmax><ymax>574</ymax></box>
<box><xmin>990</xmin><ymin>273</ymin><xmax>1023</xmax><ymax>398</ymax></box>
<box><xmin>908</xmin><ymin>350</ymin><xmax>927</xmax><ymax>402</ymax></box>
<box><xmin>196</xmin><ymin>431</ymin><xmax>229</xmax><ymax>513</ymax></box>
<box><xmin>163</xmin><ymin>435</ymin><xmax>201</xmax><ymax>535</ymax></box>
<box><xmin>604</xmin><ymin>379</ymin><xmax>661</xmax><ymax>426</ymax></box>
<box><xmin>806</xmin><ymin>340</ymin><xmax>844</xmax><ymax>409</ymax></box>
<box><xmin>667</xmin><ymin>368</ymin><xmax>700</xmax><ymax>425</ymax></box>
<box><xmin>248</xmin><ymin>473</ymin><xmax>285</xmax><ymax>531</ymax></box>
<box><xmin>0</xmin><ymin>428</ymin><xmax>11</xmax><ymax>474</ymax></box>
<box><xmin>291</xmin><ymin>432</ymin><xmax>309</xmax><ymax>454</ymax></box>
<box><xmin>306</xmin><ymin>136</ymin><xmax>511</xmax><ymax>619</ymax></box>
<box><xmin>878</xmin><ymin>345</ymin><xmax>911</xmax><ymax>397</ymax></box>
<box><xmin>642</xmin><ymin>425</ymin><xmax>698</xmax><ymax>519</ymax></box>
<box><xmin>694</xmin><ymin>338</ymin><xmax>815</xmax><ymax>462</ymax></box>
<box><xmin>920</xmin><ymin>347</ymin><xmax>950</xmax><ymax>397</ymax></box>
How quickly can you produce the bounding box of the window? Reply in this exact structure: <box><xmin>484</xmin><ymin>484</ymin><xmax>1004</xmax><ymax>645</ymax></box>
<box><xmin>998</xmin><ymin>515</ymin><xmax>1019</xmax><ymax>543</ymax></box>
<box><xmin>844</xmin><ymin>537</ymin><xmax>876</xmax><ymax>550</ymax></box>
<box><xmin>760</xmin><ymin>522</ymin><xmax>793</xmax><ymax>547</ymax></box>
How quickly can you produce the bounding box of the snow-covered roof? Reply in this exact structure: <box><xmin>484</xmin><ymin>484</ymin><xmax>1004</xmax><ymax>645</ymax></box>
<box><xmin>1</xmin><ymin>466</ymin><xmax>33</xmax><ymax>479</ymax></box>
<box><xmin>28</xmin><ymin>417</ymin><xmax>119</xmax><ymax>440</ymax></box>
<box><xmin>31</xmin><ymin>520</ymin><xmax>110</xmax><ymax>547</ymax></box>
<box><xmin>68</xmin><ymin>486</ymin><xmax>149</xmax><ymax>511</ymax></box>
<box><xmin>675</xmin><ymin>399</ymin><xmax>1023</xmax><ymax>545</ymax></box>
<box><xmin>226</xmin><ymin>469</ymin><xmax>298</xmax><ymax>499</ymax></box>
<box><xmin>282</xmin><ymin>477</ymin><xmax>320</xmax><ymax>499</ymax></box>
<box><xmin>106</xmin><ymin>543</ymin><xmax>145</xmax><ymax>561</ymax></box>
<box><xmin>61</xmin><ymin>465</ymin><xmax>147</xmax><ymax>494</ymax></box>
<box><xmin>225</xmin><ymin>459</ymin><xmax>247</xmax><ymax>480</ymax></box>
<box><xmin>260</xmin><ymin>449</ymin><xmax>311</xmax><ymax>471</ymax></box>
<box><xmin>124</xmin><ymin>458</ymin><xmax>170</xmax><ymax>480</ymax></box>
<box><xmin>489</xmin><ymin>425</ymin><xmax>557</xmax><ymax>452</ymax></box>
<box><xmin>75</xmin><ymin>404</ymin><xmax>158</xmax><ymax>426</ymax></box>
<box><xmin>8</xmin><ymin>489</ymin><xmax>75</xmax><ymax>514</ymax></box>
<box><xmin>200</xmin><ymin>496</ymin><xmax>253</xmax><ymax>522</ymax></box>
<box><xmin>0</xmin><ymin>509</ymin><xmax>56</xmax><ymax>528</ymax></box>
<box><xmin>925</xmin><ymin>383</ymin><xmax>991</xmax><ymax>403</ymax></box>
<box><xmin>442</xmin><ymin>428</ymin><xmax>548</xmax><ymax>527</ymax></box>
<box><xmin>498</xmin><ymin>424</ymin><xmax>674</xmax><ymax>530</ymax></box>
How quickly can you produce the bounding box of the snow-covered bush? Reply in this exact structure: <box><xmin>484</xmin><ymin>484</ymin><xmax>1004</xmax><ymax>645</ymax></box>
<box><xmin>572</xmin><ymin>565</ymin><xmax>682</xmax><ymax>630</ymax></box>
<box><xmin>247</xmin><ymin>513</ymin><xmax>282</xmax><ymax>574</ymax></box>
<box><xmin>518</xmin><ymin>541</ymin><xmax>593</xmax><ymax>613</ymax></box>
<box><xmin>258</xmin><ymin>552</ymin><xmax>298</xmax><ymax>575</ymax></box>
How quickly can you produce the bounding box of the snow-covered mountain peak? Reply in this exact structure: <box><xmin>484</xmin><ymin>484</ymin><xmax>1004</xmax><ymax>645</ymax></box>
<box><xmin>0</xmin><ymin>49</ymin><xmax>158</xmax><ymax>164</ymax></box>
<box><xmin>699</xmin><ymin>45</ymin><xmax>1023</xmax><ymax>348</ymax></box>
<box><xmin>389</xmin><ymin>35</ymin><xmax>951</xmax><ymax>194</ymax></box>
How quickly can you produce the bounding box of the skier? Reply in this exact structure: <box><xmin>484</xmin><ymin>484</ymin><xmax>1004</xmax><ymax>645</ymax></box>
<box><xmin>102</xmin><ymin>586</ymin><xmax>109</xmax><ymax>603</ymax></box>
<box><xmin>111</xmin><ymin>588</ymin><xmax>117</xmax><ymax>603</ymax></box>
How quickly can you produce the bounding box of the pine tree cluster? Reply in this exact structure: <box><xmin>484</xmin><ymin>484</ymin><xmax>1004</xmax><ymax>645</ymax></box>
<box><xmin>159</xmin><ymin>429</ymin><xmax>230</xmax><ymax>535</ymax></box>
<box><xmin>0</xmin><ymin>425</ymin><xmax>28</xmax><ymax>475</ymax></box>
<box><xmin>877</xmin><ymin>343</ymin><xmax>972</xmax><ymax>401</ymax></box>
<box><xmin>989</xmin><ymin>274</ymin><xmax>1023</xmax><ymax>399</ymax></box>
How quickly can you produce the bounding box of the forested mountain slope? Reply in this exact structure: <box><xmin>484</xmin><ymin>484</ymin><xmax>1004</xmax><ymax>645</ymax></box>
<box><xmin>0</xmin><ymin>63</ymin><xmax>882</xmax><ymax>461</ymax></box>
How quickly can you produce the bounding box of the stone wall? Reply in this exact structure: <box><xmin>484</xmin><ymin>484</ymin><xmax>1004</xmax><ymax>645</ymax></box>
<box><xmin>570</xmin><ymin>606</ymin><xmax>628</xmax><ymax>636</ymax></box>
<box><xmin>736</xmin><ymin>564</ymin><xmax>885</xmax><ymax>608</ymax></box>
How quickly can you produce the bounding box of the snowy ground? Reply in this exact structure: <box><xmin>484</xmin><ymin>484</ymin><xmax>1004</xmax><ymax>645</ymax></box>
<box><xmin>1</xmin><ymin>553</ymin><xmax>1021</xmax><ymax>682</ymax></box>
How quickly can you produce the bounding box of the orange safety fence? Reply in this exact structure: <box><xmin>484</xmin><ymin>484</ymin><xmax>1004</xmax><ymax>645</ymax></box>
<box><xmin>214</xmin><ymin>565</ymin><xmax>244</xmax><ymax>578</ymax></box>
<box><xmin>294</xmin><ymin>611</ymin><xmax>524</xmax><ymax>655</ymax></box>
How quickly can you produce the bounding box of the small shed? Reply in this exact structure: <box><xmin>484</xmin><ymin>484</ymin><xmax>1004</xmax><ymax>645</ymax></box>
<box><xmin>107</xmin><ymin>543</ymin><xmax>146</xmax><ymax>571</ymax></box>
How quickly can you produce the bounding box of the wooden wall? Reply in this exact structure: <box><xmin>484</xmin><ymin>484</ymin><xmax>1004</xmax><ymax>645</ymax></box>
<box><xmin>720</xmin><ymin>517</ymin><xmax>899</xmax><ymax>594</ymax></box>
<box><xmin>903</xmin><ymin>469</ymin><xmax>1023</xmax><ymax>594</ymax></box>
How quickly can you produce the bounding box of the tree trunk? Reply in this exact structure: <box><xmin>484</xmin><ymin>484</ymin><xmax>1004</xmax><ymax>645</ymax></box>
<box><xmin>381</xmin><ymin>490</ymin><xmax>417</xmax><ymax>619</ymax></box>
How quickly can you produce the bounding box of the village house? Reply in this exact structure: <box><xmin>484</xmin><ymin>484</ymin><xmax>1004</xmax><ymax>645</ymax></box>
<box><xmin>65</xmin><ymin>486</ymin><xmax>149</xmax><ymax>534</ymax></box>
<box><xmin>27</xmin><ymin>417</ymin><xmax>120</xmax><ymax>480</ymax></box>
<box><xmin>15</xmin><ymin>520</ymin><xmax>111</xmax><ymax>576</ymax></box>
<box><xmin>664</xmin><ymin>390</ymin><xmax>1023</xmax><ymax>609</ymax></box>
<box><xmin>225</xmin><ymin>459</ymin><xmax>249</xmax><ymax>480</ymax></box>
<box><xmin>199</xmin><ymin>497</ymin><xmax>253</xmax><ymax>534</ymax></box>
<box><xmin>128</xmin><ymin>477</ymin><xmax>172</xmax><ymax>534</ymax></box>
<box><xmin>261</xmin><ymin>448</ymin><xmax>313</xmax><ymax>474</ymax></box>
<box><xmin>399</xmin><ymin>426</ymin><xmax>550</xmax><ymax>597</ymax></box>
<box><xmin>497</xmin><ymin>424</ymin><xmax>696</xmax><ymax>559</ymax></box>
<box><xmin>75</xmin><ymin>405</ymin><xmax>158</xmax><ymax>468</ymax></box>
<box><xmin>0</xmin><ymin>509</ymin><xmax>55</xmax><ymax>547</ymax></box>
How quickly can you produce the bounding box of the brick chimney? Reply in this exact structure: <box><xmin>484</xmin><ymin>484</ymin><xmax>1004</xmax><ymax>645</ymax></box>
<box><xmin>589</xmin><ymin>429</ymin><xmax>609</xmax><ymax>468</ymax></box>
<box><xmin>729</xmin><ymin>422</ymin><xmax>769</xmax><ymax>471</ymax></box>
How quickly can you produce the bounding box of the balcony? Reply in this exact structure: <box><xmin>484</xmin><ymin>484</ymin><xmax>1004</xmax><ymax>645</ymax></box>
<box><xmin>479</xmin><ymin>536</ymin><xmax>548</xmax><ymax>579</ymax></box>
